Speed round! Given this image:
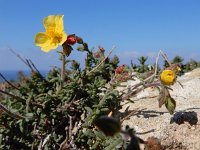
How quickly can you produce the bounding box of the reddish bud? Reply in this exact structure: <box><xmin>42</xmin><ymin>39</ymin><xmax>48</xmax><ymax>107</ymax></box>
<box><xmin>94</xmin><ymin>52</ymin><xmax>101</xmax><ymax>58</ymax></box>
<box><xmin>98</xmin><ymin>46</ymin><xmax>105</xmax><ymax>53</ymax></box>
<box><xmin>115</xmin><ymin>64</ymin><xmax>125</xmax><ymax>74</ymax></box>
<box><xmin>66</xmin><ymin>34</ymin><xmax>77</xmax><ymax>45</ymax></box>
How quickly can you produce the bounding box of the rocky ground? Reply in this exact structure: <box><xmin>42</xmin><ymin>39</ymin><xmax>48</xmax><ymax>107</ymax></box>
<box><xmin>120</xmin><ymin>68</ymin><xmax>200</xmax><ymax>150</ymax></box>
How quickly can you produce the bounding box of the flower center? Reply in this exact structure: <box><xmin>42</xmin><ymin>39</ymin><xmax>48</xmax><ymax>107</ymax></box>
<box><xmin>46</xmin><ymin>27</ymin><xmax>62</xmax><ymax>44</ymax></box>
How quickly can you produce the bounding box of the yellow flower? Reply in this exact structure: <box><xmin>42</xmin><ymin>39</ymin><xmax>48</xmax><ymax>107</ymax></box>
<box><xmin>160</xmin><ymin>69</ymin><xmax>176</xmax><ymax>85</ymax></box>
<box><xmin>35</xmin><ymin>15</ymin><xmax>67</xmax><ymax>52</ymax></box>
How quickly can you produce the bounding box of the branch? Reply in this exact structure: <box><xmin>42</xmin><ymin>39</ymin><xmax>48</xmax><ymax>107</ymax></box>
<box><xmin>0</xmin><ymin>103</ymin><xmax>33</xmax><ymax>119</ymax></box>
<box><xmin>0</xmin><ymin>89</ymin><xmax>43</xmax><ymax>108</ymax></box>
<box><xmin>26</xmin><ymin>59</ymin><xmax>34</xmax><ymax>72</ymax></box>
<box><xmin>28</xmin><ymin>59</ymin><xmax>47</xmax><ymax>82</ymax></box>
<box><xmin>86</xmin><ymin>46</ymin><xmax>116</xmax><ymax>76</ymax></box>
<box><xmin>8</xmin><ymin>47</ymin><xmax>34</xmax><ymax>71</ymax></box>
<box><xmin>0</xmin><ymin>89</ymin><xmax>26</xmax><ymax>104</ymax></box>
<box><xmin>0</xmin><ymin>73</ymin><xmax>20</xmax><ymax>90</ymax></box>
<box><xmin>29</xmin><ymin>59</ymin><xmax>40</xmax><ymax>74</ymax></box>
<box><xmin>160</xmin><ymin>49</ymin><xmax>171</xmax><ymax>66</ymax></box>
<box><xmin>120</xmin><ymin>108</ymin><xmax>142</xmax><ymax>123</ymax></box>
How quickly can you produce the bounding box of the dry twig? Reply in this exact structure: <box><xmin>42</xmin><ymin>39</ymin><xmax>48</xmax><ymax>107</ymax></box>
<box><xmin>86</xmin><ymin>46</ymin><xmax>116</xmax><ymax>76</ymax></box>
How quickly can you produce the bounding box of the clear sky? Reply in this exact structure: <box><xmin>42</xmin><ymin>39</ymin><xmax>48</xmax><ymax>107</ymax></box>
<box><xmin>0</xmin><ymin>0</ymin><xmax>200</xmax><ymax>70</ymax></box>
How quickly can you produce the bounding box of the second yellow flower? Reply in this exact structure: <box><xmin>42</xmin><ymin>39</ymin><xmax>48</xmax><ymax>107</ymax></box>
<box><xmin>160</xmin><ymin>69</ymin><xmax>176</xmax><ymax>86</ymax></box>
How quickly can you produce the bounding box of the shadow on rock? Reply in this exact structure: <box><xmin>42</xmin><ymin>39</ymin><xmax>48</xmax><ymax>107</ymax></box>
<box><xmin>170</xmin><ymin>111</ymin><xmax>198</xmax><ymax>125</ymax></box>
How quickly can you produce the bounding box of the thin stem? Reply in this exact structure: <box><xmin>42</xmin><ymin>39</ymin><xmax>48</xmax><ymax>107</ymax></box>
<box><xmin>29</xmin><ymin>60</ymin><xmax>42</xmax><ymax>75</ymax></box>
<box><xmin>154</xmin><ymin>50</ymin><xmax>161</xmax><ymax>76</ymax></box>
<box><xmin>0</xmin><ymin>89</ymin><xmax>42</xmax><ymax>108</ymax></box>
<box><xmin>0</xmin><ymin>73</ymin><xmax>20</xmax><ymax>90</ymax></box>
<box><xmin>0</xmin><ymin>103</ymin><xmax>33</xmax><ymax>119</ymax></box>
<box><xmin>61</xmin><ymin>52</ymin><xmax>66</xmax><ymax>83</ymax></box>
<box><xmin>86</xmin><ymin>46</ymin><xmax>116</xmax><ymax>76</ymax></box>
<box><xmin>69</xmin><ymin>115</ymin><xmax>73</xmax><ymax>139</ymax></box>
<box><xmin>160</xmin><ymin>49</ymin><xmax>171</xmax><ymax>66</ymax></box>
<box><xmin>0</xmin><ymin>89</ymin><xmax>26</xmax><ymax>104</ymax></box>
<box><xmin>120</xmin><ymin>108</ymin><xmax>142</xmax><ymax>123</ymax></box>
<box><xmin>8</xmin><ymin>47</ymin><xmax>34</xmax><ymax>72</ymax></box>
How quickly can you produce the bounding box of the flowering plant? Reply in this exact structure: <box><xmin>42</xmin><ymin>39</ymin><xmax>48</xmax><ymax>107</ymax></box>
<box><xmin>0</xmin><ymin>15</ymin><xmax>186</xmax><ymax>150</ymax></box>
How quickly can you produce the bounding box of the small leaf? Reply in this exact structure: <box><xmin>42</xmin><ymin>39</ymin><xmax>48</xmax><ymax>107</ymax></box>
<box><xmin>91</xmin><ymin>141</ymin><xmax>100</xmax><ymax>149</ymax></box>
<box><xmin>100</xmin><ymin>108</ymin><xmax>109</xmax><ymax>112</ymax></box>
<box><xmin>85</xmin><ymin>107</ymin><xmax>93</xmax><ymax>114</ymax></box>
<box><xmin>165</xmin><ymin>97</ymin><xmax>176</xmax><ymax>115</ymax></box>
<box><xmin>62</xmin><ymin>43</ymin><xmax>73</xmax><ymax>56</ymax></box>
<box><xmin>94</xmin><ymin>116</ymin><xmax>121</xmax><ymax>136</ymax></box>
<box><xmin>158</xmin><ymin>87</ymin><xmax>170</xmax><ymax>108</ymax></box>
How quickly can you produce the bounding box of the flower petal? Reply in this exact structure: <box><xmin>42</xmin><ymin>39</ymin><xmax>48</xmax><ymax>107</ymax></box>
<box><xmin>40</xmin><ymin>43</ymin><xmax>58</xmax><ymax>52</ymax></box>
<box><xmin>43</xmin><ymin>15</ymin><xmax>64</xmax><ymax>31</ymax></box>
<box><xmin>59</xmin><ymin>32</ymin><xmax>67</xmax><ymax>45</ymax></box>
<box><xmin>35</xmin><ymin>32</ymin><xmax>50</xmax><ymax>46</ymax></box>
<box><xmin>35</xmin><ymin>32</ymin><xmax>52</xmax><ymax>52</ymax></box>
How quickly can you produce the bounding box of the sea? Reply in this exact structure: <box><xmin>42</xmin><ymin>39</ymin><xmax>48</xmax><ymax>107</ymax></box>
<box><xmin>0</xmin><ymin>70</ymin><xmax>49</xmax><ymax>83</ymax></box>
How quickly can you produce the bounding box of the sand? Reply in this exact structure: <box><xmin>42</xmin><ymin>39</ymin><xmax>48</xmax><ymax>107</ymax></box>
<box><xmin>120</xmin><ymin>68</ymin><xmax>200</xmax><ymax>150</ymax></box>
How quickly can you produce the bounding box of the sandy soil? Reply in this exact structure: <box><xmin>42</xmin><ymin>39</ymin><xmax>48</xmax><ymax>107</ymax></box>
<box><xmin>120</xmin><ymin>68</ymin><xmax>200</xmax><ymax>150</ymax></box>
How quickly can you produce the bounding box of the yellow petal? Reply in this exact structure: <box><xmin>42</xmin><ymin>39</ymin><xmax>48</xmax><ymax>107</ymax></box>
<box><xmin>59</xmin><ymin>32</ymin><xmax>67</xmax><ymax>45</ymax></box>
<box><xmin>43</xmin><ymin>15</ymin><xmax>64</xmax><ymax>31</ymax></box>
<box><xmin>160</xmin><ymin>69</ymin><xmax>176</xmax><ymax>86</ymax></box>
<box><xmin>40</xmin><ymin>44</ymin><xmax>58</xmax><ymax>52</ymax></box>
<box><xmin>35</xmin><ymin>32</ymin><xmax>50</xmax><ymax>46</ymax></box>
<box><xmin>35</xmin><ymin>32</ymin><xmax>53</xmax><ymax>52</ymax></box>
<box><xmin>55</xmin><ymin>15</ymin><xmax>65</xmax><ymax>33</ymax></box>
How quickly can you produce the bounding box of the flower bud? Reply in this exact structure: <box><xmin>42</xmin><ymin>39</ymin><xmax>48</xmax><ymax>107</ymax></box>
<box><xmin>160</xmin><ymin>69</ymin><xmax>176</xmax><ymax>85</ymax></box>
<box><xmin>66</xmin><ymin>34</ymin><xmax>77</xmax><ymax>45</ymax></box>
<box><xmin>94</xmin><ymin>52</ymin><xmax>101</xmax><ymax>58</ymax></box>
<box><xmin>115</xmin><ymin>64</ymin><xmax>125</xmax><ymax>74</ymax></box>
<box><xmin>98</xmin><ymin>46</ymin><xmax>105</xmax><ymax>53</ymax></box>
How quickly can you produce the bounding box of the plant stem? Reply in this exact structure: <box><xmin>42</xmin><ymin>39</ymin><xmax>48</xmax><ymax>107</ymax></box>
<box><xmin>61</xmin><ymin>52</ymin><xmax>66</xmax><ymax>83</ymax></box>
<box><xmin>86</xmin><ymin>46</ymin><xmax>116</xmax><ymax>76</ymax></box>
<box><xmin>0</xmin><ymin>73</ymin><xmax>20</xmax><ymax>90</ymax></box>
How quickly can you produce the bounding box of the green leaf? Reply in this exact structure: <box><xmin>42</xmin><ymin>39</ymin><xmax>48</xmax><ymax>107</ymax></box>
<box><xmin>91</xmin><ymin>141</ymin><xmax>100</xmax><ymax>149</ymax></box>
<box><xmin>94</xmin><ymin>130</ymin><xmax>105</xmax><ymax>139</ymax></box>
<box><xmin>158</xmin><ymin>87</ymin><xmax>170</xmax><ymax>108</ymax></box>
<box><xmin>104</xmin><ymin>137</ymin><xmax>122</xmax><ymax>150</ymax></box>
<box><xmin>100</xmin><ymin>108</ymin><xmax>109</xmax><ymax>112</ymax></box>
<box><xmin>85</xmin><ymin>107</ymin><xmax>93</xmax><ymax>114</ymax></box>
<box><xmin>165</xmin><ymin>97</ymin><xmax>176</xmax><ymax>115</ymax></box>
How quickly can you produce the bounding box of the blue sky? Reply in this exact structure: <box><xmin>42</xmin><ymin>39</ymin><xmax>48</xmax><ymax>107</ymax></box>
<box><xmin>0</xmin><ymin>0</ymin><xmax>200</xmax><ymax>70</ymax></box>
